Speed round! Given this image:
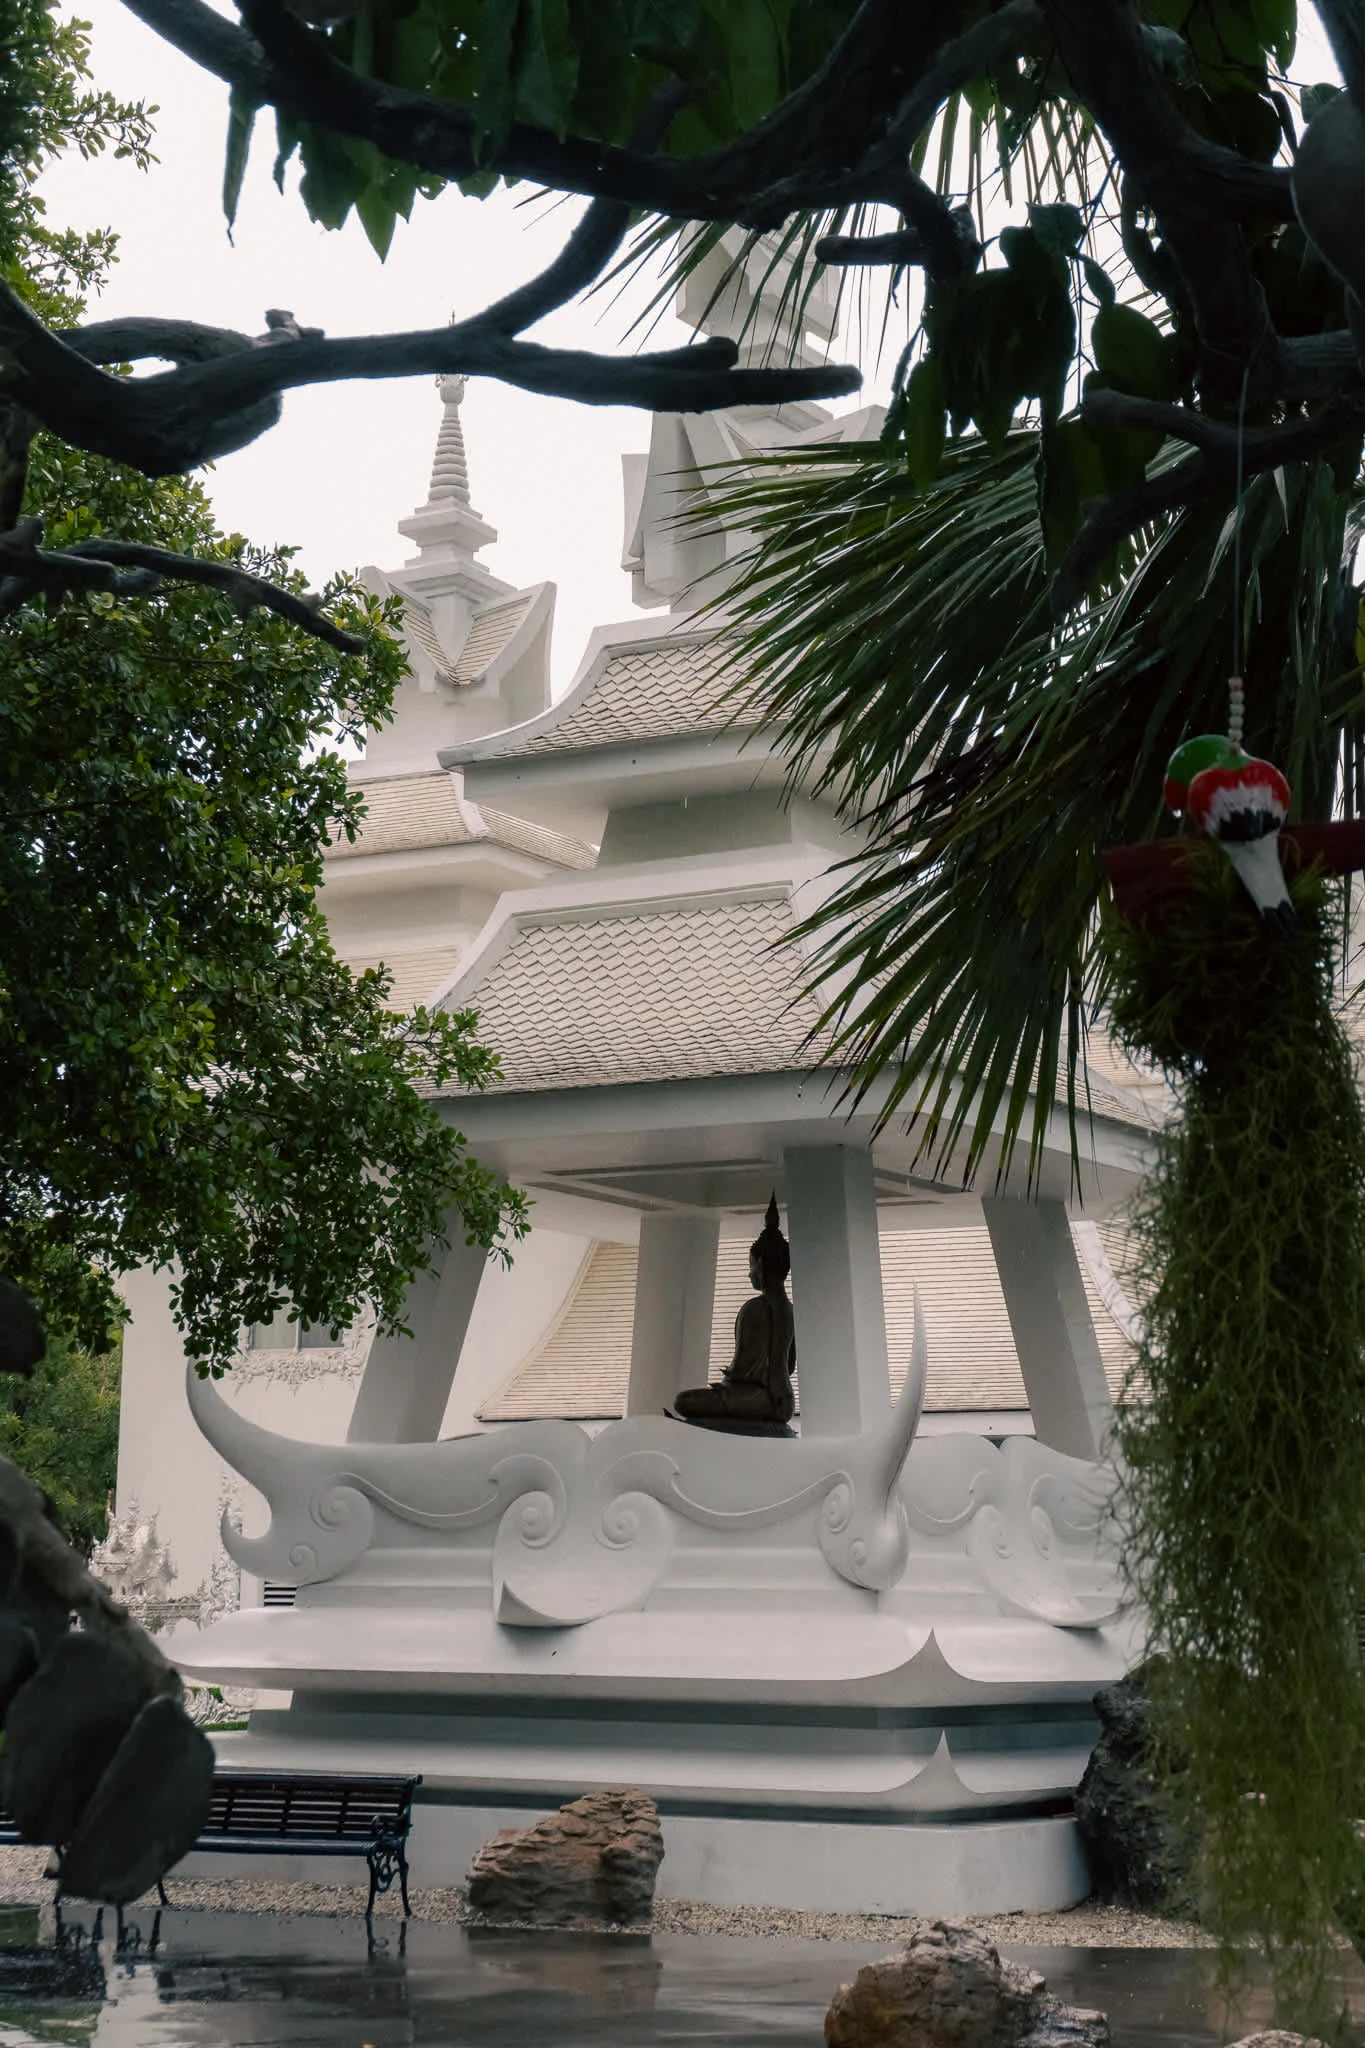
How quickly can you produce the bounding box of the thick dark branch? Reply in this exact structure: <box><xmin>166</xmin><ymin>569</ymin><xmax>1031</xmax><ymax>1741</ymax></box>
<box><xmin>0</xmin><ymin>406</ymin><xmax>34</xmax><ymax>532</ymax></box>
<box><xmin>4</xmin><ymin>273</ymin><xmax>861</xmax><ymax>477</ymax></box>
<box><xmin>0</xmin><ymin>520</ymin><xmax>365</xmax><ymax>650</ymax></box>
<box><xmin>816</xmin><ymin>229</ymin><xmax>929</xmax><ymax>267</ymax></box>
<box><xmin>65</xmin><ymin>316</ymin><xmax>258</xmax><ymax>366</ymax></box>
<box><xmin>1053</xmin><ymin>396</ymin><xmax>1365</xmax><ymax>612</ymax></box>
<box><xmin>479</xmin><ymin>81</ymin><xmax>692</xmax><ymax>336</ymax></box>
<box><xmin>881</xmin><ymin>0</ymin><xmax>1045</xmax><ymax>158</ymax></box>
<box><xmin>1042</xmin><ymin>0</ymin><xmax>1287</xmax><ymax>396</ymax></box>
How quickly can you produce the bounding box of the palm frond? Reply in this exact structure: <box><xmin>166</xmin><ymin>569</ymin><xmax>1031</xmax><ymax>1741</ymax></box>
<box><xmin>701</xmin><ymin>433</ymin><xmax>1358</xmax><ymax>1190</ymax></box>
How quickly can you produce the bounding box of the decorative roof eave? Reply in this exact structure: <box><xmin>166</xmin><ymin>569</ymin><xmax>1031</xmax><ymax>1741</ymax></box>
<box><xmin>452</xmin><ymin>728</ymin><xmax>793</xmax><ymax>842</ymax></box>
<box><xmin>322</xmin><ymin>837</ymin><xmax>589</xmax><ymax>900</ymax></box>
<box><xmin>432</xmin><ymin>1068</ymin><xmax>1158</xmax><ymax>1212</ymax></box>
<box><xmin>444</xmin><ymin>622</ymin><xmax>733</xmax><ymax>766</ymax></box>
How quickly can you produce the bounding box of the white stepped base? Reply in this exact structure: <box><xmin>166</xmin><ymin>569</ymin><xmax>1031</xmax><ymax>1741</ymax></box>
<box><xmin>178</xmin><ymin>1796</ymin><xmax>1089</xmax><ymax>1917</ymax></box>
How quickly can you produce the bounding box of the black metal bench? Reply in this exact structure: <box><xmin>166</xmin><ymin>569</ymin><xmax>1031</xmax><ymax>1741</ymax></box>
<box><xmin>177</xmin><ymin>1770</ymin><xmax>421</xmax><ymax>1918</ymax></box>
<box><xmin>2</xmin><ymin>1768</ymin><xmax>421</xmax><ymax>1921</ymax></box>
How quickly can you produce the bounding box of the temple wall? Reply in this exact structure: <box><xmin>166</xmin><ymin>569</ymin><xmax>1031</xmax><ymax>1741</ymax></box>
<box><xmin>114</xmin><ymin>1226</ymin><xmax>595</xmax><ymax>1610</ymax></box>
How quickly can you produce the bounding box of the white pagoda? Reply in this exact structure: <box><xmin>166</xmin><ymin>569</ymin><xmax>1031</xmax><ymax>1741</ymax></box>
<box><xmin>126</xmin><ymin>248</ymin><xmax>1159</xmax><ymax>1915</ymax></box>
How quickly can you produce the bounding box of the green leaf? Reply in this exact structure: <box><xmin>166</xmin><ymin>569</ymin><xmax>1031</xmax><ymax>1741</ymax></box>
<box><xmin>715</xmin><ymin>0</ymin><xmax>783</xmax><ymax>131</ymax></box>
<box><xmin>1027</xmin><ymin>202</ymin><xmax>1085</xmax><ymax>260</ymax></box>
<box><xmin>222</xmin><ymin>88</ymin><xmax>257</xmax><ymax>234</ymax></box>
<box><xmin>568</xmin><ymin>0</ymin><xmax>630</xmax><ymax>138</ymax></box>
<box><xmin>903</xmin><ymin>356</ymin><xmax>946</xmax><ymax>491</ymax></box>
<box><xmin>1091</xmin><ymin>302</ymin><xmax>1177</xmax><ymax>401</ymax></box>
<box><xmin>474</xmin><ymin>0</ymin><xmax>522</xmax><ymax>157</ymax></box>
<box><xmin>629</xmin><ymin>0</ymin><xmax>703</xmax><ymax>65</ymax></box>
<box><xmin>354</xmin><ymin>181</ymin><xmax>397</xmax><ymax>261</ymax></box>
<box><xmin>1081</xmin><ymin>255</ymin><xmax>1115</xmax><ymax>306</ymax></box>
<box><xmin>514</xmin><ymin>0</ymin><xmax>579</xmax><ymax>139</ymax></box>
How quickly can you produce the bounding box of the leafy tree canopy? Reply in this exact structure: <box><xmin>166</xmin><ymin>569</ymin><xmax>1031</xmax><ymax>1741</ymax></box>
<box><xmin>0</xmin><ymin>1328</ymin><xmax>121</xmax><ymax>1552</ymax></box>
<box><xmin>0</xmin><ymin>4</ymin><xmax>526</xmax><ymax>1372</ymax></box>
<box><xmin>2</xmin><ymin>0</ymin><xmax>1362</xmax><ymax>1179</ymax></box>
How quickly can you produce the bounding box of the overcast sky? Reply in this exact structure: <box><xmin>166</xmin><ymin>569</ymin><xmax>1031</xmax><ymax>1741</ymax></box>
<box><xmin>39</xmin><ymin>5</ymin><xmax>1340</xmax><ymax>694</ymax></box>
<box><xmin>39</xmin><ymin>1</ymin><xmax>909</xmax><ymax>692</ymax></box>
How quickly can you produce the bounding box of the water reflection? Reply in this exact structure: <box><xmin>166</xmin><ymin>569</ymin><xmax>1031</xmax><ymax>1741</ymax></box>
<box><xmin>0</xmin><ymin>1906</ymin><xmax>1359</xmax><ymax>2048</ymax></box>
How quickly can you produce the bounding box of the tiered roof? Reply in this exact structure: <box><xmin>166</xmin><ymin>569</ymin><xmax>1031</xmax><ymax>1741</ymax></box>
<box><xmin>454</xmin><ymin>897</ymin><xmax>827</xmax><ymax>1093</ymax></box>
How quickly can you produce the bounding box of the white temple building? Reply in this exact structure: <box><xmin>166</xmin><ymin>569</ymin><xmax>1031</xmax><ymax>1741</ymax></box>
<box><xmin>118</xmin><ymin>250</ymin><xmax>1161</xmax><ymax>1914</ymax></box>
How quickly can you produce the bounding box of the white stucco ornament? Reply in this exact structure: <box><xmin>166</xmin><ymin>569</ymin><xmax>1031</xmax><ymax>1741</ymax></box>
<box><xmin>186</xmin><ymin>1293</ymin><xmax>1117</xmax><ymax>1632</ymax></box>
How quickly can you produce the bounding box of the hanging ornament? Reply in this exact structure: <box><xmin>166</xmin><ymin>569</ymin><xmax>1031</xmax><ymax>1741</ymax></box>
<box><xmin>1163</xmin><ymin>700</ymin><xmax>1295</xmax><ymax>937</ymax></box>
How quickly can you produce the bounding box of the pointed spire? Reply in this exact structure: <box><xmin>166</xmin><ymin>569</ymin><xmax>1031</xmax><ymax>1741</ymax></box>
<box><xmin>428</xmin><ymin>375</ymin><xmax>471</xmax><ymax>505</ymax></box>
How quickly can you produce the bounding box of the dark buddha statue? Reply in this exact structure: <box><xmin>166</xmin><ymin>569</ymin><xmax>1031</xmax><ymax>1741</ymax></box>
<box><xmin>671</xmin><ymin>1194</ymin><xmax>796</xmax><ymax>1432</ymax></box>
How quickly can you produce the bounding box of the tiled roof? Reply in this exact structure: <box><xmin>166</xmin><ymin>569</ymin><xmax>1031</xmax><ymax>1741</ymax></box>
<box><xmin>454</xmin><ymin>593</ymin><xmax>538</xmax><ymax>685</ymax></box>
<box><xmin>401</xmin><ymin>594</ymin><xmax>459</xmax><ymax>686</ymax></box>
<box><xmin>332</xmin><ymin>771</ymin><xmax>475</xmax><ymax>859</ymax></box>
<box><xmin>479</xmin><ymin>807</ymin><xmax>595</xmax><ymax>871</ymax></box>
<box><xmin>479</xmin><ymin>1223</ymin><xmax>1138</xmax><ymax>1422</ymax></box>
<box><xmin>329</xmin><ymin>771</ymin><xmax>593</xmax><ymax>871</ymax></box>
<box><xmin>342</xmin><ymin>947</ymin><xmax>465</xmax><ymax>1012</ymax></box>
<box><xmin>450</xmin><ymin>898</ymin><xmax>827</xmax><ymax>1093</ymax></box>
<box><xmin>508</xmin><ymin>638</ymin><xmax>745</xmax><ymax>756</ymax></box>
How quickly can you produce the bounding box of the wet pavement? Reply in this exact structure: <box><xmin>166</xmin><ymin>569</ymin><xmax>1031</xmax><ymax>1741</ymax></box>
<box><xmin>0</xmin><ymin>1905</ymin><xmax>1362</xmax><ymax>2047</ymax></box>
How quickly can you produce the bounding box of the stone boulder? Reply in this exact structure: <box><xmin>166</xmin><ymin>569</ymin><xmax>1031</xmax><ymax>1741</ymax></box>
<box><xmin>1074</xmin><ymin>1665</ymin><xmax>1195</xmax><ymax>1913</ymax></box>
<box><xmin>825</xmin><ymin>1921</ymin><xmax>1108</xmax><ymax>2048</ymax></box>
<box><xmin>465</xmin><ymin>1788</ymin><xmax>663</xmax><ymax>1926</ymax></box>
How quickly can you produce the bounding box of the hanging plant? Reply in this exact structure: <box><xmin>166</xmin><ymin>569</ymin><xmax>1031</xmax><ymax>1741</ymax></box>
<box><xmin>1104</xmin><ymin>837</ymin><xmax>1365</xmax><ymax>2007</ymax></box>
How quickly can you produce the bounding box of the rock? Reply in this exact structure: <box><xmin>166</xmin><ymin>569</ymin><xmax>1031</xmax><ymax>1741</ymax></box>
<box><xmin>1022</xmin><ymin>1998</ymin><xmax>1111</xmax><ymax>2048</ymax></box>
<box><xmin>1074</xmin><ymin>1665</ymin><xmax>1194</xmax><ymax>1914</ymax></box>
<box><xmin>59</xmin><ymin>1693</ymin><xmax>215</xmax><ymax>1904</ymax></box>
<box><xmin>1</xmin><ymin>1634</ymin><xmax>155</xmax><ymax>1846</ymax></box>
<box><xmin>825</xmin><ymin>1921</ymin><xmax>1109</xmax><ymax>2048</ymax></box>
<box><xmin>1227</xmin><ymin>2036</ymin><xmax>1324</xmax><ymax>2048</ymax></box>
<box><xmin>466</xmin><ymin>1788</ymin><xmax>663</xmax><ymax>1926</ymax></box>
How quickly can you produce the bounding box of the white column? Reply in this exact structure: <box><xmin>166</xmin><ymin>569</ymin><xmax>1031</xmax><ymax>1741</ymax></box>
<box><xmin>346</xmin><ymin>1231</ymin><xmax>488</xmax><ymax>1444</ymax></box>
<box><xmin>980</xmin><ymin>1196</ymin><xmax>1114</xmax><ymax>1460</ymax></box>
<box><xmin>625</xmin><ymin>1213</ymin><xmax>720</xmax><ymax>1416</ymax></box>
<box><xmin>782</xmin><ymin>1145</ymin><xmax>890</xmax><ymax>1438</ymax></box>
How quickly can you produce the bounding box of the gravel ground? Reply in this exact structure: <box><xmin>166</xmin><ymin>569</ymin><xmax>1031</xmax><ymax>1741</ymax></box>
<box><xmin>0</xmin><ymin>1845</ymin><xmax>1212</xmax><ymax>1947</ymax></box>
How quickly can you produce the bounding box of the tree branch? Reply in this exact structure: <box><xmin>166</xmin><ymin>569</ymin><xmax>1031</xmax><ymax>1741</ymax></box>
<box><xmin>0</xmin><ymin>520</ymin><xmax>367</xmax><ymax>650</ymax></box>
<box><xmin>1042</xmin><ymin>0</ymin><xmax>1287</xmax><ymax>399</ymax></box>
<box><xmin>816</xmin><ymin>228</ymin><xmax>930</xmax><ymax>267</ymax></box>
<box><xmin>1053</xmin><ymin>394</ymin><xmax>1365</xmax><ymax>612</ymax></box>
<box><xmin>3</xmin><ymin>272</ymin><xmax>862</xmax><ymax>479</ymax></box>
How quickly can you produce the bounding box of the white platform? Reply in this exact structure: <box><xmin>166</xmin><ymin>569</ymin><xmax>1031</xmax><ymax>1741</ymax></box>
<box><xmin>179</xmin><ymin>1787</ymin><xmax>1090</xmax><ymax>1916</ymax></box>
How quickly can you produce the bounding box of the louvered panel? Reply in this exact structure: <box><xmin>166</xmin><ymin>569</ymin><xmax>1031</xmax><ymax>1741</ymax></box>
<box><xmin>479</xmin><ymin>1242</ymin><xmax>636</xmax><ymax>1420</ymax></box>
<box><xmin>481</xmin><ymin>1223</ymin><xmax>1144</xmax><ymax>1425</ymax></box>
<box><xmin>336</xmin><ymin>948</ymin><xmax>463</xmax><ymax>1012</ymax></box>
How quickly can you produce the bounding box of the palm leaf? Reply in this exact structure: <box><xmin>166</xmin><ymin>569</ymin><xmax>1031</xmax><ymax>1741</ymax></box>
<box><xmin>700</xmin><ymin>432</ymin><xmax>1359</xmax><ymax>1190</ymax></box>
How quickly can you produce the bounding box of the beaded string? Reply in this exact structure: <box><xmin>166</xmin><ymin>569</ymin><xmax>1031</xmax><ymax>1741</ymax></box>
<box><xmin>1229</xmin><ymin>363</ymin><xmax>1251</xmax><ymax>753</ymax></box>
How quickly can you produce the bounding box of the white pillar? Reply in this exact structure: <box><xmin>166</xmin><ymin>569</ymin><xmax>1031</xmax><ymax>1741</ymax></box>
<box><xmin>346</xmin><ymin>1231</ymin><xmax>488</xmax><ymax>1444</ymax></box>
<box><xmin>625</xmin><ymin>1213</ymin><xmax>720</xmax><ymax>1415</ymax></box>
<box><xmin>782</xmin><ymin>1145</ymin><xmax>890</xmax><ymax>1438</ymax></box>
<box><xmin>980</xmin><ymin>1196</ymin><xmax>1114</xmax><ymax>1460</ymax></box>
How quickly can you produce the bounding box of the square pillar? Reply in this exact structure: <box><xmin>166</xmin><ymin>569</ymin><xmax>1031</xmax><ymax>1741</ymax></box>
<box><xmin>346</xmin><ymin>1228</ymin><xmax>488</xmax><ymax>1444</ymax></box>
<box><xmin>626</xmin><ymin>1213</ymin><xmax>720</xmax><ymax>1416</ymax></box>
<box><xmin>782</xmin><ymin>1145</ymin><xmax>890</xmax><ymax>1438</ymax></box>
<box><xmin>981</xmin><ymin>1196</ymin><xmax>1114</xmax><ymax>1460</ymax></box>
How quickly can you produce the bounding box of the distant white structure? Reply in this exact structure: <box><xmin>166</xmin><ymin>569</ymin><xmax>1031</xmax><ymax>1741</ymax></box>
<box><xmin>121</xmin><ymin>239</ymin><xmax>1156</xmax><ymax>1914</ymax></box>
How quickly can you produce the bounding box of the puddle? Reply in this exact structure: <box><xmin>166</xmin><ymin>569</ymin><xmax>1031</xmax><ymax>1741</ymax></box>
<box><xmin>0</xmin><ymin>1906</ymin><xmax>1360</xmax><ymax>2047</ymax></box>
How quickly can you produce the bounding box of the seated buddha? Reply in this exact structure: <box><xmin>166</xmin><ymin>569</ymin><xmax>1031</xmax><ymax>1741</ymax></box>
<box><xmin>671</xmin><ymin>1195</ymin><xmax>796</xmax><ymax>1431</ymax></box>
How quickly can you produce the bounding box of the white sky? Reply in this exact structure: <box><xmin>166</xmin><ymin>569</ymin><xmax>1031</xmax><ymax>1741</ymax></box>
<box><xmin>39</xmin><ymin>0</ymin><xmax>909</xmax><ymax>691</ymax></box>
<box><xmin>38</xmin><ymin>4</ymin><xmax>1340</xmax><ymax>694</ymax></box>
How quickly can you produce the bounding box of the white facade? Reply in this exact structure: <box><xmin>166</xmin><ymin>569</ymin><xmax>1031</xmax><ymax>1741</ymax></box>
<box><xmin>120</xmin><ymin>264</ymin><xmax>1160</xmax><ymax>1912</ymax></box>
